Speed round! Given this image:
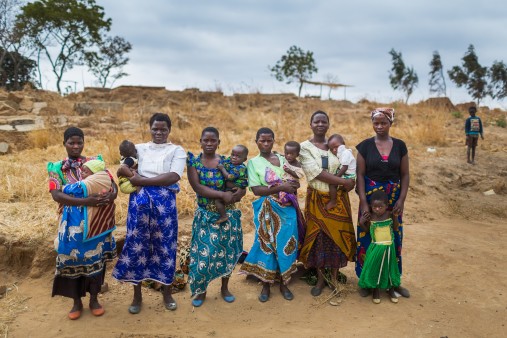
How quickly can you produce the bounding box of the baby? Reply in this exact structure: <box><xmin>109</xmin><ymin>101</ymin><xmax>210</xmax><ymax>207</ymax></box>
<box><xmin>117</xmin><ymin>140</ymin><xmax>139</xmax><ymax>194</ymax></box>
<box><xmin>326</xmin><ymin>134</ymin><xmax>356</xmax><ymax>210</ymax></box>
<box><xmin>282</xmin><ymin>141</ymin><xmax>305</xmax><ymax>185</ymax></box>
<box><xmin>215</xmin><ymin>145</ymin><xmax>249</xmax><ymax>224</ymax></box>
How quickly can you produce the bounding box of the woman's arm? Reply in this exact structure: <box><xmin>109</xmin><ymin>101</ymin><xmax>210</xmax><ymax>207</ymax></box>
<box><xmin>50</xmin><ymin>189</ymin><xmax>102</xmax><ymax>207</ymax></box>
<box><xmin>187</xmin><ymin>166</ymin><xmax>233</xmax><ymax>204</ymax></box>
<box><xmin>313</xmin><ymin>171</ymin><xmax>355</xmax><ymax>191</ymax></box>
<box><xmin>356</xmin><ymin>152</ymin><xmax>369</xmax><ymax>217</ymax></box>
<box><xmin>393</xmin><ymin>154</ymin><xmax>409</xmax><ymax>215</ymax></box>
<box><xmin>231</xmin><ymin>187</ymin><xmax>246</xmax><ymax>203</ymax></box>
<box><xmin>250</xmin><ymin>180</ymin><xmax>299</xmax><ymax>197</ymax></box>
<box><xmin>129</xmin><ymin>172</ymin><xmax>181</xmax><ymax>187</ymax></box>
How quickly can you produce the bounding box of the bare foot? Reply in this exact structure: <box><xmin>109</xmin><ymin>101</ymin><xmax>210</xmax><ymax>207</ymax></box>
<box><xmin>372</xmin><ymin>288</ymin><xmax>380</xmax><ymax>304</ymax></box>
<box><xmin>325</xmin><ymin>200</ymin><xmax>337</xmax><ymax>210</ymax></box>
<box><xmin>71</xmin><ymin>299</ymin><xmax>83</xmax><ymax>313</ymax></box>
<box><xmin>215</xmin><ymin>215</ymin><xmax>229</xmax><ymax>224</ymax></box>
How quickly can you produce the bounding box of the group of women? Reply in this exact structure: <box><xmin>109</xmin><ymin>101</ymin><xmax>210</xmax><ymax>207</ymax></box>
<box><xmin>48</xmin><ymin>108</ymin><xmax>409</xmax><ymax>319</ymax></box>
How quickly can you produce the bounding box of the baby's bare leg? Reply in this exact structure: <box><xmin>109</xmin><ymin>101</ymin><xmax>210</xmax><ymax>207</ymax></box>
<box><xmin>326</xmin><ymin>185</ymin><xmax>338</xmax><ymax>210</ymax></box>
<box><xmin>214</xmin><ymin>199</ymin><xmax>229</xmax><ymax>224</ymax></box>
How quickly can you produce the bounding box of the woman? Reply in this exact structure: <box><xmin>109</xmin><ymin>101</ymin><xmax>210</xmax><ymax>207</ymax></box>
<box><xmin>355</xmin><ymin>108</ymin><xmax>410</xmax><ymax>299</ymax></box>
<box><xmin>47</xmin><ymin>127</ymin><xmax>117</xmax><ymax>320</ymax></box>
<box><xmin>113</xmin><ymin>113</ymin><xmax>186</xmax><ymax>314</ymax></box>
<box><xmin>239</xmin><ymin>127</ymin><xmax>300</xmax><ymax>302</ymax></box>
<box><xmin>187</xmin><ymin>126</ymin><xmax>246</xmax><ymax>307</ymax></box>
<box><xmin>298</xmin><ymin>111</ymin><xmax>356</xmax><ymax>296</ymax></box>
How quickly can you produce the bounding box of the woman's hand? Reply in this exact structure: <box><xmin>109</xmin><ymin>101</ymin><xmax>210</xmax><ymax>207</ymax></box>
<box><xmin>85</xmin><ymin>193</ymin><xmax>103</xmax><ymax>207</ymax></box>
<box><xmin>280</xmin><ymin>180</ymin><xmax>299</xmax><ymax>194</ymax></box>
<box><xmin>392</xmin><ymin>199</ymin><xmax>405</xmax><ymax>216</ymax></box>
<box><xmin>231</xmin><ymin>188</ymin><xmax>246</xmax><ymax>203</ymax></box>
<box><xmin>128</xmin><ymin>172</ymin><xmax>143</xmax><ymax>186</ymax></box>
<box><xmin>359</xmin><ymin>201</ymin><xmax>370</xmax><ymax>219</ymax></box>
<box><xmin>222</xmin><ymin>191</ymin><xmax>234</xmax><ymax>204</ymax></box>
<box><xmin>342</xmin><ymin>179</ymin><xmax>355</xmax><ymax>192</ymax></box>
<box><xmin>117</xmin><ymin>165</ymin><xmax>133</xmax><ymax>178</ymax></box>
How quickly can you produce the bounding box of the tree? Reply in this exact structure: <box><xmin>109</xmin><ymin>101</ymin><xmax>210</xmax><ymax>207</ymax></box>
<box><xmin>428</xmin><ymin>51</ymin><xmax>446</xmax><ymax>97</ymax></box>
<box><xmin>489</xmin><ymin>61</ymin><xmax>507</xmax><ymax>101</ymax></box>
<box><xmin>16</xmin><ymin>0</ymin><xmax>111</xmax><ymax>93</ymax></box>
<box><xmin>388</xmin><ymin>49</ymin><xmax>419</xmax><ymax>103</ymax></box>
<box><xmin>448</xmin><ymin>45</ymin><xmax>488</xmax><ymax>105</ymax></box>
<box><xmin>0</xmin><ymin>47</ymin><xmax>36</xmax><ymax>90</ymax></box>
<box><xmin>0</xmin><ymin>0</ymin><xmax>39</xmax><ymax>90</ymax></box>
<box><xmin>270</xmin><ymin>45</ymin><xmax>318</xmax><ymax>97</ymax></box>
<box><xmin>85</xmin><ymin>35</ymin><xmax>132</xmax><ymax>88</ymax></box>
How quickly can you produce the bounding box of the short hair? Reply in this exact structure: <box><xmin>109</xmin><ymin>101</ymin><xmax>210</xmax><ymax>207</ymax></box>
<box><xmin>468</xmin><ymin>106</ymin><xmax>477</xmax><ymax>113</ymax></box>
<box><xmin>63</xmin><ymin>126</ymin><xmax>84</xmax><ymax>144</ymax></box>
<box><xmin>370</xmin><ymin>190</ymin><xmax>389</xmax><ymax>206</ymax></box>
<box><xmin>255</xmin><ymin>127</ymin><xmax>275</xmax><ymax>141</ymax></box>
<box><xmin>149</xmin><ymin>112</ymin><xmax>171</xmax><ymax>128</ymax></box>
<box><xmin>119</xmin><ymin>140</ymin><xmax>136</xmax><ymax>157</ymax></box>
<box><xmin>284</xmin><ymin>141</ymin><xmax>301</xmax><ymax>153</ymax></box>
<box><xmin>328</xmin><ymin>134</ymin><xmax>344</xmax><ymax>145</ymax></box>
<box><xmin>201</xmin><ymin>126</ymin><xmax>220</xmax><ymax>138</ymax></box>
<box><xmin>234</xmin><ymin>144</ymin><xmax>249</xmax><ymax>157</ymax></box>
<box><xmin>310</xmin><ymin>110</ymin><xmax>329</xmax><ymax>123</ymax></box>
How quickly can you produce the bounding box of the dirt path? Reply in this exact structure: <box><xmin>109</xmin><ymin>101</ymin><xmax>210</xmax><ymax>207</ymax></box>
<box><xmin>4</xmin><ymin>217</ymin><xmax>506</xmax><ymax>338</ymax></box>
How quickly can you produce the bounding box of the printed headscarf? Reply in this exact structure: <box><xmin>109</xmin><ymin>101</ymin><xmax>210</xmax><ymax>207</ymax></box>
<box><xmin>371</xmin><ymin>108</ymin><xmax>395</xmax><ymax>123</ymax></box>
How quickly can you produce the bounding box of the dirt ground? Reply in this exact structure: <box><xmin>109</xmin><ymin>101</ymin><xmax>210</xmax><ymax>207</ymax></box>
<box><xmin>3</xmin><ymin>216</ymin><xmax>507</xmax><ymax>338</ymax></box>
<box><xmin>1</xmin><ymin>90</ymin><xmax>507</xmax><ymax>337</ymax></box>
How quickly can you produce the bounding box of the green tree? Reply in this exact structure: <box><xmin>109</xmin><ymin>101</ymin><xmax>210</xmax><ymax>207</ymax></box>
<box><xmin>388</xmin><ymin>49</ymin><xmax>419</xmax><ymax>103</ymax></box>
<box><xmin>448</xmin><ymin>44</ymin><xmax>488</xmax><ymax>105</ymax></box>
<box><xmin>428</xmin><ymin>51</ymin><xmax>446</xmax><ymax>96</ymax></box>
<box><xmin>270</xmin><ymin>45</ymin><xmax>318</xmax><ymax>97</ymax></box>
<box><xmin>85</xmin><ymin>35</ymin><xmax>132</xmax><ymax>88</ymax></box>
<box><xmin>16</xmin><ymin>0</ymin><xmax>111</xmax><ymax>93</ymax></box>
<box><xmin>0</xmin><ymin>47</ymin><xmax>36</xmax><ymax>90</ymax></box>
<box><xmin>489</xmin><ymin>61</ymin><xmax>507</xmax><ymax>100</ymax></box>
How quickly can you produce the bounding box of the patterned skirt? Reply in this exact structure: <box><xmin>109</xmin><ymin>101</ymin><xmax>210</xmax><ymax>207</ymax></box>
<box><xmin>355</xmin><ymin>177</ymin><xmax>404</xmax><ymax>278</ymax></box>
<box><xmin>239</xmin><ymin>196</ymin><xmax>298</xmax><ymax>284</ymax></box>
<box><xmin>188</xmin><ymin>206</ymin><xmax>243</xmax><ymax>296</ymax></box>
<box><xmin>113</xmin><ymin>186</ymin><xmax>179</xmax><ymax>285</ymax></box>
<box><xmin>299</xmin><ymin>187</ymin><xmax>356</xmax><ymax>268</ymax></box>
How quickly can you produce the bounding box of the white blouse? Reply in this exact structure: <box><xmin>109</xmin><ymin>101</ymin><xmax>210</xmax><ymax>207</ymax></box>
<box><xmin>136</xmin><ymin>142</ymin><xmax>186</xmax><ymax>178</ymax></box>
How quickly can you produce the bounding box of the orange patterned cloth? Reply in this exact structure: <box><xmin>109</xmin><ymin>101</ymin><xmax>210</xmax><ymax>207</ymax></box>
<box><xmin>299</xmin><ymin>187</ymin><xmax>356</xmax><ymax>265</ymax></box>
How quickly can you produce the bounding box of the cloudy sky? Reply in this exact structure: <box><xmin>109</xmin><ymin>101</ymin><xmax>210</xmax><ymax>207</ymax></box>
<box><xmin>41</xmin><ymin>0</ymin><xmax>507</xmax><ymax>107</ymax></box>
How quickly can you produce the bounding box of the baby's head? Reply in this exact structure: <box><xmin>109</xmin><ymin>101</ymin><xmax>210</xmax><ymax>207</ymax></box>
<box><xmin>119</xmin><ymin>140</ymin><xmax>137</xmax><ymax>158</ymax></box>
<box><xmin>328</xmin><ymin>134</ymin><xmax>345</xmax><ymax>156</ymax></box>
<box><xmin>230</xmin><ymin>145</ymin><xmax>248</xmax><ymax>165</ymax></box>
<box><xmin>369</xmin><ymin>190</ymin><xmax>389</xmax><ymax>217</ymax></box>
<box><xmin>284</xmin><ymin>141</ymin><xmax>300</xmax><ymax>163</ymax></box>
<box><xmin>82</xmin><ymin>159</ymin><xmax>106</xmax><ymax>179</ymax></box>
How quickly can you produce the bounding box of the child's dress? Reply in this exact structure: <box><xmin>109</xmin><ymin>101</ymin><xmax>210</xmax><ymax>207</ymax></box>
<box><xmin>358</xmin><ymin>218</ymin><xmax>400</xmax><ymax>289</ymax></box>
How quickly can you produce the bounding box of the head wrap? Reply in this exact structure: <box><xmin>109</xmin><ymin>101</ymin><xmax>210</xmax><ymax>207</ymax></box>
<box><xmin>371</xmin><ymin>108</ymin><xmax>395</xmax><ymax>123</ymax></box>
<box><xmin>63</xmin><ymin>127</ymin><xmax>84</xmax><ymax>143</ymax></box>
<box><xmin>83</xmin><ymin>159</ymin><xmax>106</xmax><ymax>174</ymax></box>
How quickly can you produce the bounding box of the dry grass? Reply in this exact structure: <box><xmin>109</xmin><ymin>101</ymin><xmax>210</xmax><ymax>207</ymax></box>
<box><xmin>0</xmin><ymin>90</ymin><xmax>492</xmax><ymax>244</ymax></box>
<box><xmin>0</xmin><ymin>284</ymin><xmax>29</xmax><ymax>338</ymax></box>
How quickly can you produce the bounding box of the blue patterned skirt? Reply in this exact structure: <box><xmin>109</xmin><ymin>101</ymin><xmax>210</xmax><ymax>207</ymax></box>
<box><xmin>113</xmin><ymin>186</ymin><xmax>179</xmax><ymax>285</ymax></box>
<box><xmin>188</xmin><ymin>206</ymin><xmax>243</xmax><ymax>296</ymax></box>
<box><xmin>239</xmin><ymin>196</ymin><xmax>298</xmax><ymax>284</ymax></box>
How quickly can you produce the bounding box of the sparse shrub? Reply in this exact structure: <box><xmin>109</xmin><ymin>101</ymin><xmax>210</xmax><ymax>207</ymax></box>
<box><xmin>451</xmin><ymin>111</ymin><xmax>462</xmax><ymax>118</ymax></box>
<box><xmin>496</xmin><ymin>117</ymin><xmax>506</xmax><ymax>128</ymax></box>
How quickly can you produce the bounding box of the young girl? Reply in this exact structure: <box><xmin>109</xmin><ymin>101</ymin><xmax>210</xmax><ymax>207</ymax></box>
<box><xmin>358</xmin><ymin>190</ymin><xmax>400</xmax><ymax>304</ymax></box>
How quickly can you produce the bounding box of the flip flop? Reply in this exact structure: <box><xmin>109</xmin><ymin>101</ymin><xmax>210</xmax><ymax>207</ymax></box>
<box><xmin>258</xmin><ymin>293</ymin><xmax>269</xmax><ymax>303</ymax></box>
<box><xmin>128</xmin><ymin>304</ymin><xmax>141</xmax><ymax>314</ymax></box>
<box><xmin>310</xmin><ymin>286</ymin><xmax>322</xmax><ymax>297</ymax></box>
<box><xmin>68</xmin><ymin>308</ymin><xmax>82</xmax><ymax>320</ymax></box>
<box><xmin>91</xmin><ymin>306</ymin><xmax>105</xmax><ymax>317</ymax></box>
<box><xmin>165</xmin><ymin>301</ymin><xmax>177</xmax><ymax>311</ymax></box>
<box><xmin>222</xmin><ymin>295</ymin><xmax>235</xmax><ymax>303</ymax></box>
<box><xmin>372</xmin><ymin>298</ymin><xmax>381</xmax><ymax>304</ymax></box>
<box><xmin>192</xmin><ymin>298</ymin><xmax>204</xmax><ymax>307</ymax></box>
<box><xmin>281</xmin><ymin>289</ymin><xmax>294</xmax><ymax>301</ymax></box>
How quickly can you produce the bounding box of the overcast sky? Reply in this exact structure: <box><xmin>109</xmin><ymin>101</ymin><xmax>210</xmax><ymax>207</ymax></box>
<box><xmin>41</xmin><ymin>0</ymin><xmax>507</xmax><ymax>108</ymax></box>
